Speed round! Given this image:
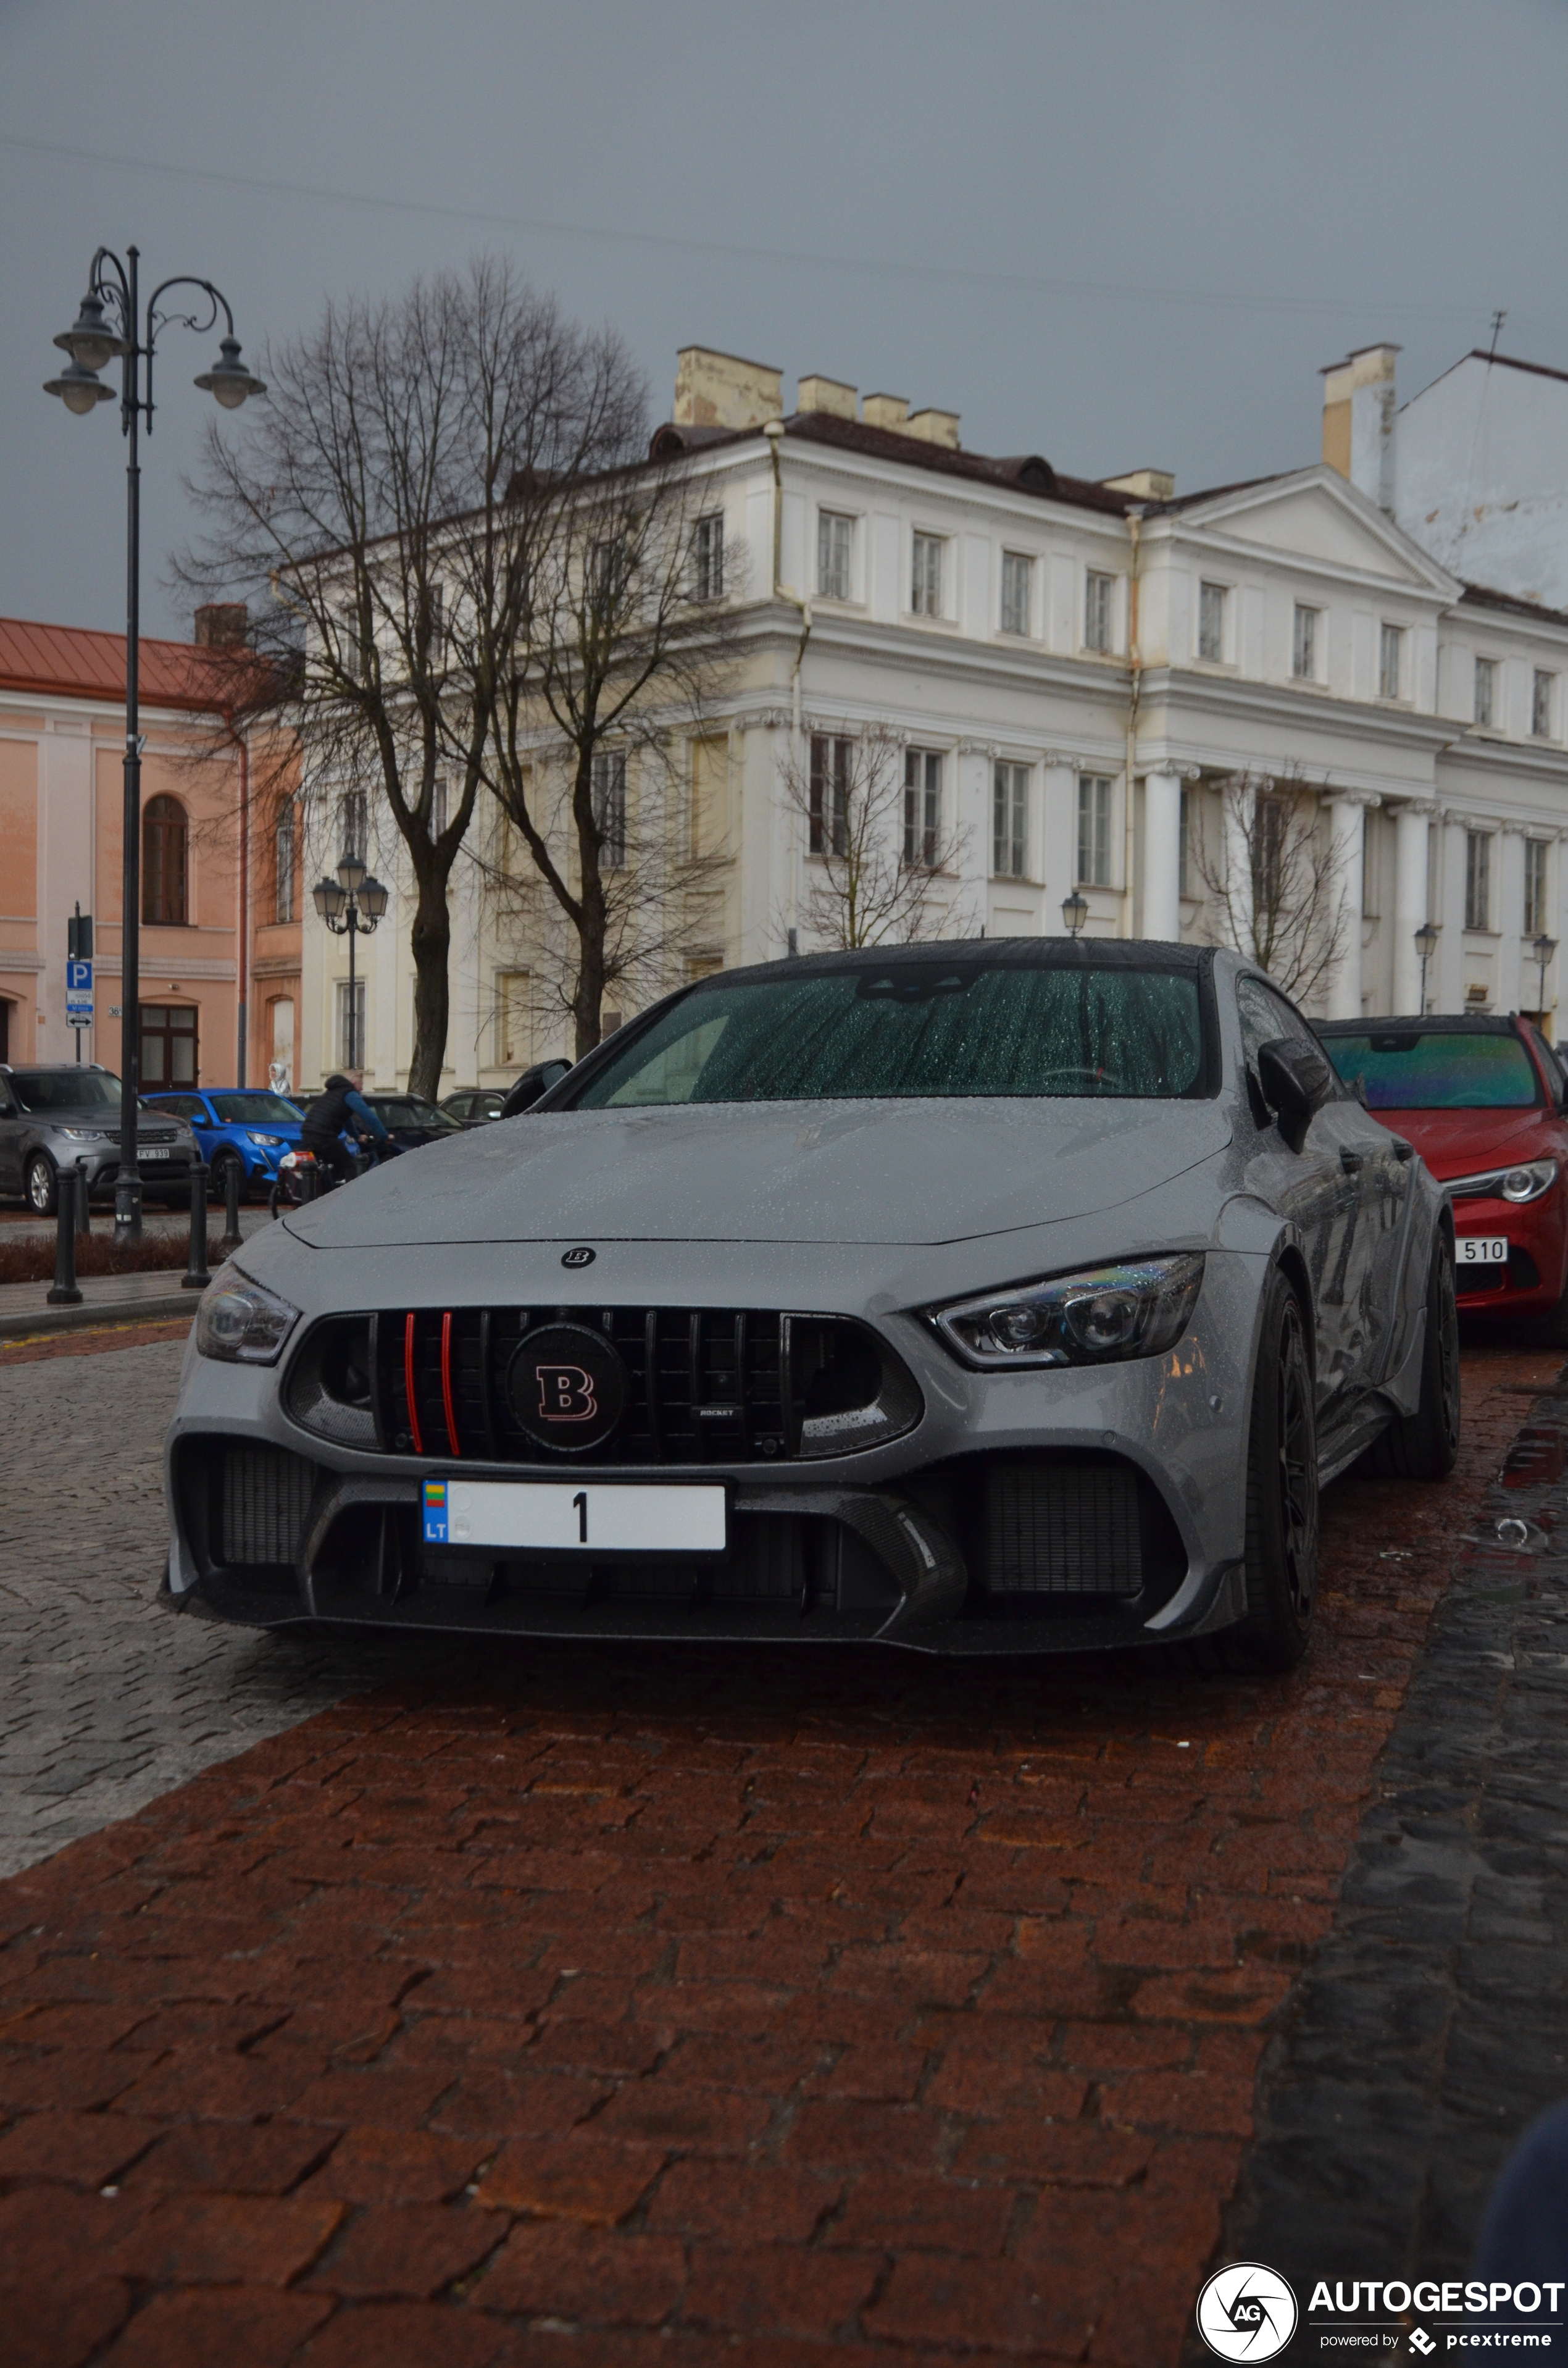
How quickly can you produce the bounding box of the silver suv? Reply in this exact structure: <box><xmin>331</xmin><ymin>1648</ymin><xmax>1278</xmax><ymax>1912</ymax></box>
<box><xmin>0</xmin><ymin>1065</ymin><xmax>197</xmax><ymax>1215</ymax></box>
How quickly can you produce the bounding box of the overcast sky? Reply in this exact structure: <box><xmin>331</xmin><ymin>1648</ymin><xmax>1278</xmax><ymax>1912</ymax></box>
<box><xmin>4</xmin><ymin>0</ymin><xmax>1567</xmax><ymax>639</ymax></box>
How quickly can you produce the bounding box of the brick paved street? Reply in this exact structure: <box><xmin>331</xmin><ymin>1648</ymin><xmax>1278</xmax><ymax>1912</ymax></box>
<box><xmin>0</xmin><ymin>1333</ymin><xmax>1560</xmax><ymax>2365</ymax></box>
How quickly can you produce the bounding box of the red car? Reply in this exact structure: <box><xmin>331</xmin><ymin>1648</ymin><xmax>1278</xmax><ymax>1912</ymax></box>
<box><xmin>1317</xmin><ymin>1013</ymin><xmax>1568</xmax><ymax>1336</ymax></box>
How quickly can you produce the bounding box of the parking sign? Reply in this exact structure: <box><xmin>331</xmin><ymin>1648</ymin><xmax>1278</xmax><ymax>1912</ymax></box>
<box><xmin>65</xmin><ymin>958</ymin><xmax>93</xmax><ymax>1026</ymax></box>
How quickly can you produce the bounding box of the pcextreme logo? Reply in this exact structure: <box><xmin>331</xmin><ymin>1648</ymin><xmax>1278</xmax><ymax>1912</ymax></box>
<box><xmin>1197</xmin><ymin>2263</ymin><xmax>1299</xmax><ymax>2360</ymax></box>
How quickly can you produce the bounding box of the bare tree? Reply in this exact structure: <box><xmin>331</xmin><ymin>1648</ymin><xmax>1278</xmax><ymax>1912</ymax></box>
<box><xmin>1193</xmin><ymin>769</ymin><xmax>1348</xmax><ymax>1003</ymax></box>
<box><xmin>481</xmin><ymin>456</ymin><xmax>741</xmax><ymax>1055</ymax></box>
<box><xmin>780</xmin><ymin>722</ymin><xmax>970</xmax><ymax>949</ymax></box>
<box><xmin>175</xmin><ymin>259</ymin><xmax>643</xmax><ymax>1095</ymax></box>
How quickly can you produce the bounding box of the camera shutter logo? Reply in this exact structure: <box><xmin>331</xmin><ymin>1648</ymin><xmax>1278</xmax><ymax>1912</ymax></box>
<box><xmin>1196</xmin><ymin>2264</ymin><xmax>1297</xmax><ymax>2361</ymax></box>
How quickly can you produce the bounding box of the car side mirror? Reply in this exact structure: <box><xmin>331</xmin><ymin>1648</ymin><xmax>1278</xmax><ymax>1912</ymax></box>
<box><xmin>1257</xmin><ymin>1037</ymin><xmax>1333</xmax><ymax>1153</ymax></box>
<box><xmin>499</xmin><ymin>1058</ymin><xmax>572</xmax><ymax>1119</ymax></box>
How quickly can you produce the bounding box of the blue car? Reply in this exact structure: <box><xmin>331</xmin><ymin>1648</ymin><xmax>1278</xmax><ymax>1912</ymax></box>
<box><xmin>143</xmin><ymin>1087</ymin><xmax>306</xmax><ymax>1200</ymax></box>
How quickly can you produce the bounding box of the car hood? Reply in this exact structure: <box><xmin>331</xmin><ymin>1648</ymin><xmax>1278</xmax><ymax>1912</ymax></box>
<box><xmin>284</xmin><ymin>1097</ymin><xmax>1233</xmax><ymax>1251</ymax></box>
<box><xmin>1376</xmin><ymin>1105</ymin><xmax>1555</xmax><ymax>1179</ymax></box>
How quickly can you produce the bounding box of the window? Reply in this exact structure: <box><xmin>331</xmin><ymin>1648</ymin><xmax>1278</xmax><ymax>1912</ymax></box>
<box><xmin>1465</xmin><ymin>830</ymin><xmax>1492</xmax><ymax>932</ymax></box>
<box><xmin>1236</xmin><ymin>976</ymin><xmax>1320</xmax><ymax>1077</ymax></box>
<box><xmin>273</xmin><ymin>805</ymin><xmax>296</xmax><ymax>924</ymax></box>
<box><xmin>1474</xmin><ymin>656</ymin><xmax>1496</xmax><ymax>729</ymax></box>
<box><xmin>139</xmin><ymin>1002</ymin><xmax>198</xmax><ymax>1089</ymax></box>
<box><xmin>911</xmin><ymin>533</ymin><xmax>944</xmax><ymax>617</ymax></box>
<box><xmin>809</xmin><ymin>735</ymin><xmax>851</xmax><ymax>856</ymax></box>
<box><xmin>1000</xmin><ymin>552</ymin><xmax>1033</xmax><ymax>637</ymax></box>
<box><xmin>141</xmin><ymin>795</ymin><xmax>188</xmax><ymax>926</ymax></box>
<box><xmin>1378</xmin><ymin>622</ymin><xmax>1404</xmax><ymax>700</ymax></box>
<box><xmin>591</xmin><ymin>537</ymin><xmax>630</xmax><ymax>605</ymax></box>
<box><xmin>1178</xmin><ymin>787</ymin><xmax>1191</xmax><ymax>898</ymax></box>
<box><xmin>1085</xmin><ymin>571</ymin><xmax>1115</xmax><ymax>654</ymax></box>
<box><xmin>903</xmin><ymin>750</ymin><xmax>942</xmax><ymax>868</ymax></box>
<box><xmin>592</xmin><ymin>752</ymin><xmax>627</xmax><ymax>869</ymax></box>
<box><xmin>1533</xmin><ymin>669</ymin><xmax>1555</xmax><ymax>739</ymax></box>
<box><xmin>690</xmin><ymin>735</ymin><xmax>728</xmax><ymax>859</ymax></box>
<box><xmin>691</xmin><ymin>514</ymin><xmax>724</xmax><ymax>602</ymax></box>
<box><xmin>1077</xmin><ymin>774</ymin><xmax>1113</xmax><ymax>887</ymax></box>
<box><xmin>1322</xmin><ymin>1030</ymin><xmax>1540</xmax><ymax>1111</ymax></box>
<box><xmin>1198</xmin><ymin>582</ymin><xmax>1227</xmax><ymax>664</ymax></box>
<box><xmin>340</xmin><ymin>789</ymin><xmax>368</xmax><ymax>864</ymax></box>
<box><xmin>1525</xmin><ymin>839</ymin><xmax>1549</xmax><ymax>937</ymax></box>
<box><xmin>993</xmin><ymin>763</ymin><xmax>1028</xmax><ymax>879</ymax></box>
<box><xmin>421</xmin><ymin>581</ymin><xmax>445</xmax><ymax>666</ymax></box>
<box><xmin>497</xmin><ymin>970</ymin><xmax>532</xmax><ymax>1068</ymax></box>
<box><xmin>1293</xmin><ymin>605</ymin><xmax>1319</xmax><ymax>682</ymax></box>
<box><xmin>336</xmin><ymin>603</ymin><xmax>366</xmax><ymax>682</ymax></box>
<box><xmin>336</xmin><ymin>978</ymin><xmax>367</xmax><ymax>1070</ymax></box>
<box><xmin>817</xmin><ymin>512</ymin><xmax>853</xmax><ymax>601</ymax></box>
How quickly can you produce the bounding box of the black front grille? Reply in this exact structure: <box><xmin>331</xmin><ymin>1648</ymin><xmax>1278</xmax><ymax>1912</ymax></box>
<box><xmin>982</xmin><ymin>1459</ymin><xmax>1146</xmax><ymax>1596</ymax></box>
<box><xmin>220</xmin><ymin>1444</ymin><xmax>316</xmax><ymax>1567</ymax></box>
<box><xmin>286</xmin><ymin>1306</ymin><xmax>919</xmax><ymax>1468</ymax></box>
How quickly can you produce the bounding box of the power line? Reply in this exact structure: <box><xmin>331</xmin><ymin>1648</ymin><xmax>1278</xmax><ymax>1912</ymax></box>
<box><xmin>0</xmin><ymin>127</ymin><xmax>1500</xmax><ymax>329</ymax></box>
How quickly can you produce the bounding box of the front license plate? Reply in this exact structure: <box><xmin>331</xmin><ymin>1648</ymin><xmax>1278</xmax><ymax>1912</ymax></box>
<box><xmin>422</xmin><ymin>1478</ymin><xmax>727</xmax><ymax>1554</ymax></box>
<box><xmin>140</xmin><ymin>1147</ymin><xmax>172</xmax><ymax>1160</ymax></box>
<box><xmin>1457</xmin><ymin>1236</ymin><xmax>1509</xmax><ymax>1265</ymax></box>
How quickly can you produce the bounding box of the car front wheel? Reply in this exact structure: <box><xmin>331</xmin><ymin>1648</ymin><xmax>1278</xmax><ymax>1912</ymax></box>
<box><xmin>1230</xmin><ymin>1269</ymin><xmax>1319</xmax><ymax>1673</ymax></box>
<box><xmin>25</xmin><ymin>1152</ymin><xmax>57</xmax><ymax>1217</ymax></box>
<box><xmin>209</xmin><ymin>1150</ymin><xmax>245</xmax><ymax>1205</ymax></box>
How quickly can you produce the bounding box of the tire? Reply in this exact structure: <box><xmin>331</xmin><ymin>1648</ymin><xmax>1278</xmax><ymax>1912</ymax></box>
<box><xmin>209</xmin><ymin>1150</ymin><xmax>245</xmax><ymax>1206</ymax></box>
<box><xmin>25</xmin><ymin>1152</ymin><xmax>57</xmax><ymax>1217</ymax></box>
<box><xmin>1228</xmin><ymin>1270</ymin><xmax>1319</xmax><ymax>1673</ymax></box>
<box><xmin>1362</xmin><ymin>1236</ymin><xmax>1461</xmax><ymax>1479</ymax></box>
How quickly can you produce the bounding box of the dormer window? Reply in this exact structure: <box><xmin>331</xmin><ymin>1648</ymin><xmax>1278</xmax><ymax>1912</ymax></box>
<box><xmin>1198</xmin><ymin>582</ymin><xmax>1227</xmax><ymax>664</ymax></box>
<box><xmin>1293</xmin><ymin>605</ymin><xmax>1319</xmax><ymax>682</ymax></box>
<box><xmin>1474</xmin><ymin>656</ymin><xmax>1496</xmax><ymax>728</ymax></box>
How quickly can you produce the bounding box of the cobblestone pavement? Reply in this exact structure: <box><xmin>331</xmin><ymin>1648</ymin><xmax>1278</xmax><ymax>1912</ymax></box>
<box><xmin>0</xmin><ymin>1334</ymin><xmax>402</xmax><ymax>1880</ymax></box>
<box><xmin>0</xmin><ymin>1339</ymin><xmax>1556</xmax><ymax>2365</ymax></box>
<box><xmin>1220</xmin><ymin>1365</ymin><xmax>1568</xmax><ymax>2358</ymax></box>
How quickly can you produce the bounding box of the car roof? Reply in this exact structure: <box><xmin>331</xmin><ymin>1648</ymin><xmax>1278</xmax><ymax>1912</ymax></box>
<box><xmin>1316</xmin><ymin>1013</ymin><xmax>1522</xmax><ymax>1037</ymax></box>
<box><xmin>693</xmin><ymin>936</ymin><xmax>1214</xmax><ymax>991</ymax></box>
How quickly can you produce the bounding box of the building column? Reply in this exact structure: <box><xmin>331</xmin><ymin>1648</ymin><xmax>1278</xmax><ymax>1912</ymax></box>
<box><xmin>1436</xmin><ymin>813</ymin><xmax>1466</xmax><ymax>1013</ymax></box>
<box><xmin>1498</xmin><ymin>826</ymin><xmax>1527</xmax><ymax>1016</ymax></box>
<box><xmin>1325</xmin><ymin>791</ymin><xmax>1375</xmax><ymax>1019</ymax></box>
<box><xmin>1391</xmin><ymin>799</ymin><xmax>1436</xmax><ymax>1016</ymax></box>
<box><xmin>1222</xmin><ymin>774</ymin><xmax>1255</xmax><ymax>960</ymax></box>
<box><xmin>1041</xmin><ymin>761</ymin><xmax>1077</xmax><ymax>932</ymax></box>
<box><xmin>1143</xmin><ymin>771</ymin><xmax>1182</xmax><ymax>943</ymax></box>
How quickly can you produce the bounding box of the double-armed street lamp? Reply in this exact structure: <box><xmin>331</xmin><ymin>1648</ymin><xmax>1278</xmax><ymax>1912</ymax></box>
<box><xmin>313</xmin><ymin>852</ymin><xmax>389</xmax><ymax>1073</ymax></box>
<box><xmin>1414</xmin><ymin>920</ymin><xmax>1438</xmax><ymax>1014</ymax></box>
<box><xmin>44</xmin><ymin>248</ymin><xmax>264</xmax><ymax>1239</ymax></box>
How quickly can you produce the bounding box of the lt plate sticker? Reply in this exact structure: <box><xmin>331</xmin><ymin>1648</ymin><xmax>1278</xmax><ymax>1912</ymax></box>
<box><xmin>422</xmin><ymin>1480</ymin><xmax>448</xmax><ymax>1544</ymax></box>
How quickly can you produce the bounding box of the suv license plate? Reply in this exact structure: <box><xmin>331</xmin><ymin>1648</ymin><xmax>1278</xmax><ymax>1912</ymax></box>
<box><xmin>1457</xmin><ymin>1236</ymin><xmax>1508</xmax><ymax>1265</ymax></box>
<box><xmin>140</xmin><ymin>1147</ymin><xmax>172</xmax><ymax>1160</ymax></box>
<box><xmin>422</xmin><ymin>1479</ymin><xmax>727</xmax><ymax>1554</ymax></box>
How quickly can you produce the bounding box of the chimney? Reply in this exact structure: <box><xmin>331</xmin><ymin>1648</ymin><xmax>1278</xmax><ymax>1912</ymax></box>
<box><xmin>673</xmin><ymin>346</ymin><xmax>783</xmax><ymax>431</ymax></box>
<box><xmin>194</xmin><ymin>603</ymin><xmax>248</xmax><ymax>649</ymax></box>
<box><xmin>1103</xmin><ymin>468</ymin><xmax>1175</xmax><ymax>500</ymax></box>
<box><xmin>862</xmin><ymin>393</ymin><xmax>909</xmax><ymax>432</ymax></box>
<box><xmin>796</xmin><ymin>374</ymin><xmax>857</xmax><ymax>419</ymax></box>
<box><xmin>1320</xmin><ymin>343</ymin><xmax>1399</xmax><ymax>509</ymax></box>
<box><xmin>906</xmin><ymin>408</ymin><xmax>961</xmax><ymax>450</ymax></box>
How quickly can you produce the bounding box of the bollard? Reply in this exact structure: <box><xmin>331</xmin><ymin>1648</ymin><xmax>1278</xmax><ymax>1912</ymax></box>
<box><xmin>76</xmin><ymin>1157</ymin><xmax>91</xmax><ymax>1236</ymax></box>
<box><xmin>182</xmin><ymin>1153</ymin><xmax>211</xmax><ymax>1291</ymax></box>
<box><xmin>299</xmin><ymin>1158</ymin><xmax>319</xmax><ymax>1203</ymax></box>
<box><xmin>47</xmin><ymin>1167</ymin><xmax>83</xmax><ymax>1306</ymax></box>
<box><xmin>220</xmin><ymin>1155</ymin><xmax>243</xmax><ymax>1252</ymax></box>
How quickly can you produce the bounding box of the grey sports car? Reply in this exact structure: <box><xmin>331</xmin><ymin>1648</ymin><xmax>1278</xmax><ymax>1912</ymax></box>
<box><xmin>164</xmin><ymin>940</ymin><xmax>1457</xmax><ymax>1670</ymax></box>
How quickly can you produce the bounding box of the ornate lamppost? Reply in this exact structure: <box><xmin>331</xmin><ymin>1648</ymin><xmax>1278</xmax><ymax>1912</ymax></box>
<box><xmin>1414</xmin><ymin>921</ymin><xmax>1438</xmax><ymax>1015</ymax></box>
<box><xmin>44</xmin><ymin>248</ymin><xmax>264</xmax><ymax>1239</ymax></box>
<box><xmin>1533</xmin><ymin>930</ymin><xmax>1558</xmax><ymax>1024</ymax></box>
<box><xmin>313</xmin><ymin>852</ymin><xmax>389</xmax><ymax>1073</ymax></box>
<box><xmin>1061</xmin><ymin>890</ymin><xmax>1088</xmax><ymax>939</ymax></box>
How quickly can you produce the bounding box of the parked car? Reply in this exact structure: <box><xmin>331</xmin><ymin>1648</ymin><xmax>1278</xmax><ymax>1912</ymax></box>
<box><xmin>143</xmin><ymin>1088</ymin><xmax>306</xmax><ymax>1202</ymax></box>
<box><xmin>440</xmin><ymin>1089</ymin><xmax>509</xmax><ymax>1126</ymax></box>
<box><xmin>359</xmin><ymin>1094</ymin><xmax>466</xmax><ymax>1152</ymax></box>
<box><xmin>168</xmin><ymin>942</ymin><xmax>1456</xmax><ymax>1671</ymax></box>
<box><xmin>1317</xmin><ymin>1012</ymin><xmax>1568</xmax><ymax>1335</ymax></box>
<box><xmin>498</xmin><ymin>1060</ymin><xmax>573</xmax><ymax>1118</ymax></box>
<box><xmin>0</xmin><ymin>1064</ymin><xmax>197</xmax><ymax>1213</ymax></box>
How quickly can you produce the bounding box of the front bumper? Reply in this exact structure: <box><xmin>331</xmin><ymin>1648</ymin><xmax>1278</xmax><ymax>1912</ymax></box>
<box><xmin>1453</xmin><ymin>1189</ymin><xmax>1567</xmax><ymax>1318</ymax></box>
<box><xmin>73</xmin><ymin>1144</ymin><xmax>193</xmax><ymax>1196</ymax></box>
<box><xmin>162</xmin><ymin>1255</ymin><xmax>1266</xmax><ymax>1655</ymax></box>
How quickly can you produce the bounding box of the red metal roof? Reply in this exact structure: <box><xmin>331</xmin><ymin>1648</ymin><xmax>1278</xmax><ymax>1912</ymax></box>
<box><xmin>0</xmin><ymin>615</ymin><xmax>225</xmax><ymax>711</ymax></box>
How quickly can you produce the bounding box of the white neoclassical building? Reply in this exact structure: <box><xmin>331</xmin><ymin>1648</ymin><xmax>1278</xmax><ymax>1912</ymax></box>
<box><xmin>296</xmin><ymin>344</ymin><xmax>1568</xmax><ymax>1095</ymax></box>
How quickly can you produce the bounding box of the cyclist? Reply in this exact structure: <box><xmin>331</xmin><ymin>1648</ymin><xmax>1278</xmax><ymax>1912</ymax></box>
<box><xmin>298</xmin><ymin>1069</ymin><xmax>390</xmax><ymax>1189</ymax></box>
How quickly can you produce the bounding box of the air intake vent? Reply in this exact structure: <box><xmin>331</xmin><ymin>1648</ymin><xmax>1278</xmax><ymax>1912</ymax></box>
<box><xmin>220</xmin><ymin>1444</ymin><xmax>315</xmax><ymax>1568</ymax></box>
<box><xmin>982</xmin><ymin>1460</ymin><xmax>1144</xmax><ymax>1595</ymax></box>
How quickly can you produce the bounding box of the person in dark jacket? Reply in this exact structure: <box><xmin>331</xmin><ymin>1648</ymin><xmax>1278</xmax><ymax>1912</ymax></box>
<box><xmin>299</xmin><ymin>1070</ymin><xmax>389</xmax><ymax>1189</ymax></box>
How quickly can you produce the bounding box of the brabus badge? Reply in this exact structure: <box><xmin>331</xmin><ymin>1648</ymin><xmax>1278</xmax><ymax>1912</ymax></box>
<box><xmin>562</xmin><ymin>1246</ymin><xmax>595</xmax><ymax>1269</ymax></box>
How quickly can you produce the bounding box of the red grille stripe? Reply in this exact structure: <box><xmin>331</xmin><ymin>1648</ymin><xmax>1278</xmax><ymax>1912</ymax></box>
<box><xmin>441</xmin><ymin>1309</ymin><xmax>461</xmax><ymax>1457</ymax></box>
<box><xmin>404</xmin><ymin>1313</ymin><xmax>424</xmax><ymax>1456</ymax></box>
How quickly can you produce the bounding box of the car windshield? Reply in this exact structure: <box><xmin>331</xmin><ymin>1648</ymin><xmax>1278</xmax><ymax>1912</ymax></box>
<box><xmin>209</xmin><ymin>1094</ymin><xmax>302</xmax><ymax>1124</ymax></box>
<box><xmin>9</xmin><ymin>1069</ymin><xmax>122</xmax><ymax>1113</ymax></box>
<box><xmin>1323</xmin><ymin>1030</ymin><xmax>1541</xmax><ymax>1110</ymax></box>
<box><xmin>572</xmin><ymin>960</ymin><xmax>1209</xmax><ymax>1106</ymax></box>
<box><xmin>372</xmin><ymin>1098</ymin><xmax>462</xmax><ymax>1129</ymax></box>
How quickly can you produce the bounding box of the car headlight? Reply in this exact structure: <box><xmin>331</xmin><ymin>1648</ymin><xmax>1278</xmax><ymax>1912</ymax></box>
<box><xmin>931</xmin><ymin>1253</ymin><xmax>1205</xmax><ymax>1370</ymax></box>
<box><xmin>59</xmin><ymin>1126</ymin><xmax>109</xmax><ymax>1140</ymax></box>
<box><xmin>194</xmin><ymin>1270</ymin><xmax>301</xmax><ymax>1364</ymax></box>
<box><xmin>1499</xmin><ymin>1160</ymin><xmax>1558</xmax><ymax>1203</ymax></box>
<box><xmin>249</xmin><ymin>1132</ymin><xmax>284</xmax><ymax>1146</ymax></box>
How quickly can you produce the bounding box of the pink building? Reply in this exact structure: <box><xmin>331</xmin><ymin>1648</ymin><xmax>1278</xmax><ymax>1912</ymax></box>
<box><xmin>0</xmin><ymin>610</ymin><xmax>299</xmax><ymax>1094</ymax></box>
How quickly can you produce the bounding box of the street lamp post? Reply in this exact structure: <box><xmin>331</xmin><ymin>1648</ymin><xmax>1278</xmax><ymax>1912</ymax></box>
<box><xmin>1533</xmin><ymin>931</ymin><xmax>1558</xmax><ymax>1023</ymax></box>
<box><xmin>314</xmin><ymin>853</ymin><xmax>389</xmax><ymax>1073</ymax></box>
<box><xmin>1414</xmin><ymin>921</ymin><xmax>1439</xmax><ymax>1015</ymax></box>
<box><xmin>44</xmin><ymin>248</ymin><xmax>264</xmax><ymax>1240</ymax></box>
<box><xmin>1061</xmin><ymin>890</ymin><xmax>1088</xmax><ymax>939</ymax></box>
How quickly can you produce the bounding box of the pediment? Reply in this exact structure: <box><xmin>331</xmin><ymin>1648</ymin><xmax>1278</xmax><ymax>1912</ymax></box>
<box><xmin>1180</xmin><ymin>469</ymin><xmax>1457</xmax><ymax>593</ymax></box>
